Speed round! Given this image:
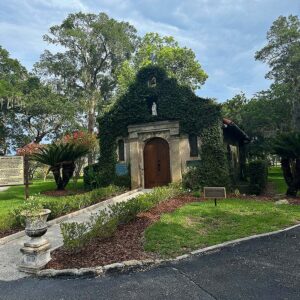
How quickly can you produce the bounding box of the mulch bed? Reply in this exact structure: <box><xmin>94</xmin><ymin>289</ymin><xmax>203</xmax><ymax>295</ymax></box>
<box><xmin>0</xmin><ymin>228</ymin><xmax>21</xmax><ymax>239</ymax></box>
<box><xmin>42</xmin><ymin>189</ymin><xmax>86</xmax><ymax>197</ymax></box>
<box><xmin>47</xmin><ymin>195</ymin><xmax>199</xmax><ymax>270</ymax></box>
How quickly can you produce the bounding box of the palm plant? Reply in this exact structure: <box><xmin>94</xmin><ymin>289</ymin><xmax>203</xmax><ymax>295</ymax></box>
<box><xmin>32</xmin><ymin>143</ymin><xmax>90</xmax><ymax>190</ymax></box>
<box><xmin>273</xmin><ymin>132</ymin><xmax>300</xmax><ymax>197</ymax></box>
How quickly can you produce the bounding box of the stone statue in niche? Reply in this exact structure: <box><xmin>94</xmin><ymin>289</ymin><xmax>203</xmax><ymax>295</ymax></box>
<box><xmin>152</xmin><ymin>102</ymin><xmax>157</xmax><ymax>116</ymax></box>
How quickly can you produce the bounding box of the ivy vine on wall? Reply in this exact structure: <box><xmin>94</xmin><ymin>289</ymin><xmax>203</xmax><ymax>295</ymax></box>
<box><xmin>84</xmin><ymin>66</ymin><xmax>230</xmax><ymax>189</ymax></box>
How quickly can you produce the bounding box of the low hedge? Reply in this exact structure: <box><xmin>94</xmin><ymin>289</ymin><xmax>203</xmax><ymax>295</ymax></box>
<box><xmin>247</xmin><ymin>160</ymin><xmax>268</xmax><ymax>195</ymax></box>
<box><xmin>84</xmin><ymin>164</ymin><xmax>131</xmax><ymax>190</ymax></box>
<box><xmin>61</xmin><ymin>184</ymin><xmax>184</xmax><ymax>251</ymax></box>
<box><xmin>11</xmin><ymin>185</ymin><xmax>125</xmax><ymax>228</ymax></box>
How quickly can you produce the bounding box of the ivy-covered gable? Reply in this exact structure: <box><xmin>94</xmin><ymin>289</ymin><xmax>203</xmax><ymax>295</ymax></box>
<box><xmin>100</xmin><ymin>66</ymin><xmax>221</xmax><ymax>140</ymax></box>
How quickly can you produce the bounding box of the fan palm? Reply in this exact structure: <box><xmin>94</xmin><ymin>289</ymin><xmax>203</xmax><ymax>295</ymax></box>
<box><xmin>32</xmin><ymin>143</ymin><xmax>90</xmax><ymax>190</ymax></box>
<box><xmin>273</xmin><ymin>132</ymin><xmax>300</xmax><ymax>197</ymax></box>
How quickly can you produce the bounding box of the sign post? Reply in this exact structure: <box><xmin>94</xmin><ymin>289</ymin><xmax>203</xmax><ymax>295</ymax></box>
<box><xmin>24</xmin><ymin>155</ymin><xmax>29</xmax><ymax>200</ymax></box>
<box><xmin>203</xmin><ymin>187</ymin><xmax>226</xmax><ymax>206</ymax></box>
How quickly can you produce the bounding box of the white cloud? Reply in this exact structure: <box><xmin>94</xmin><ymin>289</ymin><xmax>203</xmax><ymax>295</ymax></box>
<box><xmin>0</xmin><ymin>0</ymin><xmax>298</xmax><ymax>101</ymax></box>
<box><xmin>29</xmin><ymin>0</ymin><xmax>88</xmax><ymax>11</ymax></box>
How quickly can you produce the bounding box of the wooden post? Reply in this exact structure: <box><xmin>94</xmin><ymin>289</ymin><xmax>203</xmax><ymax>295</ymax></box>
<box><xmin>24</xmin><ymin>155</ymin><xmax>29</xmax><ymax>200</ymax></box>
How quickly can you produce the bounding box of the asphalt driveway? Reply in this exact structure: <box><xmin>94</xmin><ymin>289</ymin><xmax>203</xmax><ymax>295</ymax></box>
<box><xmin>0</xmin><ymin>226</ymin><xmax>299</xmax><ymax>300</ymax></box>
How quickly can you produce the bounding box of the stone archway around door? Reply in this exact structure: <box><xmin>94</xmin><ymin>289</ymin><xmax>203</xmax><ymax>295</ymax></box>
<box><xmin>143</xmin><ymin>137</ymin><xmax>171</xmax><ymax>188</ymax></box>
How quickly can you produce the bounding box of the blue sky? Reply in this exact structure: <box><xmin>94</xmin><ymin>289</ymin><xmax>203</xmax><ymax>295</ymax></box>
<box><xmin>0</xmin><ymin>0</ymin><xmax>299</xmax><ymax>102</ymax></box>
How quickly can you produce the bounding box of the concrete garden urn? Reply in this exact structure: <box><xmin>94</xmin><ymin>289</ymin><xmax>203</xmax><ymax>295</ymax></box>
<box><xmin>18</xmin><ymin>209</ymin><xmax>51</xmax><ymax>273</ymax></box>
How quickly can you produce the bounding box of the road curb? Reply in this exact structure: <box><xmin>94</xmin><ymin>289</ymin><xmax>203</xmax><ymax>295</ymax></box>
<box><xmin>37</xmin><ymin>222</ymin><xmax>300</xmax><ymax>278</ymax></box>
<box><xmin>0</xmin><ymin>189</ymin><xmax>140</xmax><ymax>246</ymax></box>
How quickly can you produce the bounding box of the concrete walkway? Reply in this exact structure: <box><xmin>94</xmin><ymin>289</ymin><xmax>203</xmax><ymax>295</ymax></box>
<box><xmin>0</xmin><ymin>189</ymin><xmax>145</xmax><ymax>282</ymax></box>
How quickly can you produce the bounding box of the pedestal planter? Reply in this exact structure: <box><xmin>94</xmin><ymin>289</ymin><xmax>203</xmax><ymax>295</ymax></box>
<box><xmin>18</xmin><ymin>209</ymin><xmax>51</xmax><ymax>274</ymax></box>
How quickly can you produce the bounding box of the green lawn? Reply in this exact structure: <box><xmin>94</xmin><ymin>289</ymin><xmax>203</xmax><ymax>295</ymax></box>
<box><xmin>144</xmin><ymin>199</ymin><xmax>300</xmax><ymax>257</ymax></box>
<box><xmin>0</xmin><ymin>179</ymin><xmax>83</xmax><ymax>230</ymax></box>
<box><xmin>268</xmin><ymin>166</ymin><xmax>287</xmax><ymax>194</ymax></box>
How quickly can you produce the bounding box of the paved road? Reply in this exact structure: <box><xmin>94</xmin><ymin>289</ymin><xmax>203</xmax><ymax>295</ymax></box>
<box><xmin>0</xmin><ymin>226</ymin><xmax>299</xmax><ymax>300</ymax></box>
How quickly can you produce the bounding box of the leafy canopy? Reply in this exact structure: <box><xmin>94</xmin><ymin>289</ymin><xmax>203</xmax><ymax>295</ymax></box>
<box><xmin>255</xmin><ymin>15</ymin><xmax>300</xmax><ymax>130</ymax></box>
<box><xmin>35</xmin><ymin>12</ymin><xmax>139</xmax><ymax>134</ymax></box>
<box><xmin>116</xmin><ymin>32</ymin><xmax>207</xmax><ymax>95</ymax></box>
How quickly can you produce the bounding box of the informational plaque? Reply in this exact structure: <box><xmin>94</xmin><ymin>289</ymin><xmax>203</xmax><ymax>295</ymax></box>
<box><xmin>0</xmin><ymin>156</ymin><xmax>24</xmax><ymax>186</ymax></box>
<box><xmin>204</xmin><ymin>187</ymin><xmax>226</xmax><ymax>199</ymax></box>
<box><xmin>115</xmin><ymin>163</ymin><xmax>128</xmax><ymax>176</ymax></box>
<box><xmin>204</xmin><ymin>187</ymin><xmax>226</xmax><ymax>207</ymax></box>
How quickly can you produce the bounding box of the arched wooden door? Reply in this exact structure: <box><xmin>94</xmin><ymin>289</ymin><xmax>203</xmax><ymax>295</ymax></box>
<box><xmin>144</xmin><ymin>138</ymin><xmax>171</xmax><ymax>188</ymax></box>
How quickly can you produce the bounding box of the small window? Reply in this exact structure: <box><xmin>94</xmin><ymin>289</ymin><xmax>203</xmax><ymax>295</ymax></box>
<box><xmin>189</xmin><ymin>134</ymin><xmax>198</xmax><ymax>157</ymax></box>
<box><xmin>118</xmin><ymin>140</ymin><xmax>125</xmax><ymax>161</ymax></box>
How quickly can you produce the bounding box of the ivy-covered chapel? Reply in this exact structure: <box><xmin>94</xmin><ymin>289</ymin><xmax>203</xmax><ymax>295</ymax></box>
<box><xmin>94</xmin><ymin>66</ymin><xmax>249</xmax><ymax>189</ymax></box>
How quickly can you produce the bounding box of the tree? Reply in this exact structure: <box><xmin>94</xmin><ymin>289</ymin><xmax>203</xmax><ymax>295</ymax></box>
<box><xmin>0</xmin><ymin>46</ymin><xmax>27</xmax><ymax>154</ymax></box>
<box><xmin>1</xmin><ymin>46</ymin><xmax>75</xmax><ymax>154</ymax></box>
<box><xmin>32</xmin><ymin>143</ymin><xmax>90</xmax><ymax>190</ymax></box>
<box><xmin>21</xmin><ymin>77</ymin><xmax>77</xmax><ymax>144</ymax></box>
<box><xmin>222</xmin><ymin>92</ymin><xmax>248</xmax><ymax>125</ymax></box>
<box><xmin>273</xmin><ymin>132</ymin><xmax>300</xmax><ymax>196</ymax></box>
<box><xmin>222</xmin><ymin>85</ymin><xmax>292</xmax><ymax>159</ymax></box>
<box><xmin>116</xmin><ymin>32</ymin><xmax>208</xmax><ymax>95</ymax></box>
<box><xmin>34</xmin><ymin>12</ymin><xmax>139</xmax><ymax>164</ymax></box>
<box><xmin>255</xmin><ymin>15</ymin><xmax>300</xmax><ymax>130</ymax></box>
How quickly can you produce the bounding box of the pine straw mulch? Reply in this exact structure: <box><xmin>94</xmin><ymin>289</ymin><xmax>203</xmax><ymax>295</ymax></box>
<box><xmin>47</xmin><ymin>195</ymin><xmax>199</xmax><ymax>270</ymax></box>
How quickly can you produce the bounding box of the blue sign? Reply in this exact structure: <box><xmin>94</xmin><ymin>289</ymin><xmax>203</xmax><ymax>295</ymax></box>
<box><xmin>115</xmin><ymin>163</ymin><xmax>129</xmax><ymax>176</ymax></box>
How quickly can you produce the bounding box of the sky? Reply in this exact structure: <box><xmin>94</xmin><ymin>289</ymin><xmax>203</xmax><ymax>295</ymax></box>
<box><xmin>0</xmin><ymin>0</ymin><xmax>299</xmax><ymax>102</ymax></box>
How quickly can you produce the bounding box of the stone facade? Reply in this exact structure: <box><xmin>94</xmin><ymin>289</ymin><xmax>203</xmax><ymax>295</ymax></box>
<box><xmin>117</xmin><ymin>120</ymin><xmax>201</xmax><ymax>189</ymax></box>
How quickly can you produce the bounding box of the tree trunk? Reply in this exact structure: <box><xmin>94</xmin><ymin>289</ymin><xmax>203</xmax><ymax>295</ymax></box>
<box><xmin>87</xmin><ymin>108</ymin><xmax>94</xmax><ymax>166</ymax></box>
<box><xmin>62</xmin><ymin>162</ymin><xmax>76</xmax><ymax>189</ymax></box>
<box><xmin>281</xmin><ymin>158</ymin><xmax>297</xmax><ymax>197</ymax></box>
<box><xmin>87</xmin><ymin>92</ymin><xmax>98</xmax><ymax>165</ymax></box>
<box><xmin>51</xmin><ymin>166</ymin><xmax>64</xmax><ymax>190</ymax></box>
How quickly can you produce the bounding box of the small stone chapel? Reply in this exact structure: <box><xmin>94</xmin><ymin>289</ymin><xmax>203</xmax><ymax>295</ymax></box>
<box><xmin>97</xmin><ymin>66</ymin><xmax>249</xmax><ymax>189</ymax></box>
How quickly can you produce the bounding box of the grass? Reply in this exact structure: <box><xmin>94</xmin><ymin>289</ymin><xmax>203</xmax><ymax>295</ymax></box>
<box><xmin>0</xmin><ymin>179</ymin><xmax>83</xmax><ymax>230</ymax></box>
<box><xmin>268</xmin><ymin>166</ymin><xmax>287</xmax><ymax>194</ymax></box>
<box><xmin>144</xmin><ymin>198</ymin><xmax>300</xmax><ymax>257</ymax></box>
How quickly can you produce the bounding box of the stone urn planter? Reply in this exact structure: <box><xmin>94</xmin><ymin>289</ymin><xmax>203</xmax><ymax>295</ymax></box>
<box><xmin>18</xmin><ymin>209</ymin><xmax>52</xmax><ymax>274</ymax></box>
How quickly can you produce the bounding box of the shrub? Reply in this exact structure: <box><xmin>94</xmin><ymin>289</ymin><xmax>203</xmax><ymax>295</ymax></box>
<box><xmin>61</xmin><ymin>211</ymin><xmax>118</xmax><ymax>251</ymax></box>
<box><xmin>113</xmin><ymin>174</ymin><xmax>131</xmax><ymax>189</ymax></box>
<box><xmin>83</xmin><ymin>163</ymin><xmax>101</xmax><ymax>190</ymax></box>
<box><xmin>60</xmin><ymin>184</ymin><xmax>184</xmax><ymax>251</ymax></box>
<box><xmin>60</xmin><ymin>222</ymin><xmax>90</xmax><ymax>251</ymax></box>
<box><xmin>11</xmin><ymin>185</ymin><xmax>124</xmax><ymax>228</ymax></box>
<box><xmin>84</xmin><ymin>164</ymin><xmax>131</xmax><ymax>190</ymax></box>
<box><xmin>88</xmin><ymin>211</ymin><xmax>118</xmax><ymax>240</ymax></box>
<box><xmin>182</xmin><ymin>168</ymin><xmax>201</xmax><ymax>190</ymax></box>
<box><xmin>109</xmin><ymin>199</ymin><xmax>142</xmax><ymax>224</ymax></box>
<box><xmin>247</xmin><ymin>160</ymin><xmax>268</xmax><ymax>195</ymax></box>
